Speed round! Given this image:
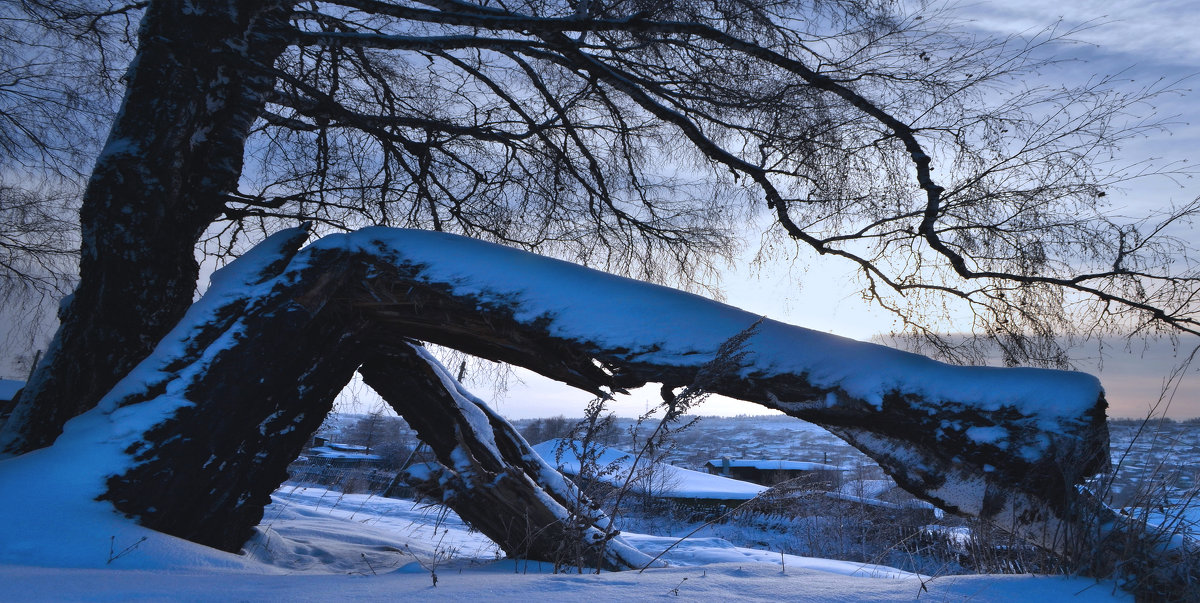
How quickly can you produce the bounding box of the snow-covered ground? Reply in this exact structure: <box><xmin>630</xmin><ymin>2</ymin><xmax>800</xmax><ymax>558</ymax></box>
<box><xmin>0</xmin><ymin>476</ymin><xmax>1130</xmax><ymax>601</ymax></box>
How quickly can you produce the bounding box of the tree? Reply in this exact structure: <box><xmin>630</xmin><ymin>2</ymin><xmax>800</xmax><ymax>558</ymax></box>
<box><xmin>0</xmin><ymin>0</ymin><xmax>124</xmax><ymax>361</ymax></box>
<box><xmin>519</xmin><ymin>418</ymin><xmax>545</xmax><ymax>443</ymax></box>
<box><xmin>0</xmin><ymin>0</ymin><xmax>1196</xmax><ymax>541</ymax></box>
<box><xmin>0</xmin><ymin>186</ymin><xmax>76</xmax><ymax>334</ymax></box>
<box><xmin>86</xmin><ymin>229</ymin><xmax>1108</xmax><ymax>568</ymax></box>
<box><xmin>0</xmin><ymin>3</ymin><xmax>1196</xmax><ymax>592</ymax></box>
<box><xmin>3</xmin><ymin>0</ymin><xmax>1197</xmax><ymax>455</ymax></box>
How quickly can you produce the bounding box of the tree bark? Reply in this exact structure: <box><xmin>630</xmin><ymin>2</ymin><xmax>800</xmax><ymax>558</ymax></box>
<box><xmin>92</xmin><ymin>232</ymin><xmax>1111</xmax><ymax>564</ymax></box>
<box><xmin>336</xmin><ymin>242</ymin><xmax>1108</xmax><ymax>557</ymax></box>
<box><xmin>100</xmin><ymin>228</ymin><xmax>354</xmax><ymax>551</ymax></box>
<box><xmin>0</xmin><ymin>0</ymin><xmax>294</xmax><ymax>456</ymax></box>
<box><xmin>359</xmin><ymin>345</ymin><xmax>653</xmax><ymax>570</ymax></box>
<box><xmin>97</xmin><ymin>239</ymin><xmax>652</xmax><ymax>569</ymax></box>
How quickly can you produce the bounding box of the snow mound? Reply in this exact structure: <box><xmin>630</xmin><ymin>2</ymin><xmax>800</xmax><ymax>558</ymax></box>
<box><xmin>532</xmin><ymin>439</ymin><xmax>768</xmax><ymax>500</ymax></box>
<box><xmin>0</xmin><ymin>482</ymin><xmax>1130</xmax><ymax>601</ymax></box>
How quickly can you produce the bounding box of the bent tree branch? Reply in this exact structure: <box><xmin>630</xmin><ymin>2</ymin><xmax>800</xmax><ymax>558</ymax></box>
<box><xmin>280</xmin><ymin>0</ymin><xmax>1200</xmax><ymax>337</ymax></box>
<box><xmin>8</xmin><ymin>0</ymin><xmax>1196</xmax><ymax>462</ymax></box>
<box><xmin>97</xmin><ymin>228</ymin><xmax>1109</xmax><ymax>566</ymax></box>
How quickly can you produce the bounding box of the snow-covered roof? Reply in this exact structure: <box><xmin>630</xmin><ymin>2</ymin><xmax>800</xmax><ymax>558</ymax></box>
<box><xmin>325</xmin><ymin>443</ymin><xmax>370</xmax><ymax>452</ymax></box>
<box><xmin>309</xmin><ymin>446</ymin><xmax>381</xmax><ymax>461</ymax></box>
<box><xmin>532</xmin><ymin>440</ymin><xmax>767</xmax><ymax>501</ymax></box>
<box><xmin>0</xmin><ymin>379</ymin><xmax>22</xmax><ymax>401</ymax></box>
<box><xmin>705</xmin><ymin>459</ymin><xmax>843</xmax><ymax>472</ymax></box>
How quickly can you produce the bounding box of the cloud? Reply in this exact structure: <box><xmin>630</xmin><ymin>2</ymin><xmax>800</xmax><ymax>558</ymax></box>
<box><xmin>956</xmin><ymin>0</ymin><xmax>1200</xmax><ymax>68</ymax></box>
<box><xmin>947</xmin><ymin>0</ymin><xmax>1199</xmax><ymax>216</ymax></box>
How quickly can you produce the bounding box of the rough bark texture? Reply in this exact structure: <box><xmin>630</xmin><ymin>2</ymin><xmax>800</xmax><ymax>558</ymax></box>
<box><xmin>99</xmin><ymin>242</ymin><xmax>650</xmax><ymax>569</ymax></box>
<box><xmin>360</xmin><ymin>346</ymin><xmax>652</xmax><ymax>570</ymax></box>
<box><xmin>343</xmin><ymin>249</ymin><xmax>1109</xmax><ymax>556</ymax></box>
<box><xmin>100</xmin><ymin>229</ymin><xmax>354</xmax><ymax>551</ymax></box>
<box><xmin>0</xmin><ymin>0</ymin><xmax>1130</xmax><ymax>578</ymax></box>
<box><xmin>0</xmin><ymin>0</ymin><xmax>294</xmax><ymax>456</ymax></box>
<box><xmin>95</xmin><ymin>234</ymin><xmax>1112</xmax><ymax>565</ymax></box>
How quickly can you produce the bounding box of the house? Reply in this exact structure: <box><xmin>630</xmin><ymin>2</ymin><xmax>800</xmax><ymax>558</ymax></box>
<box><xmin>704</xmin><ymin>458</ymin><xmax>845</xmax><ymax>490</ymax></box>
<box><xmin>532</xmin><ymin>440</ymin><xmax>767</xmax><ymax>515</ymax></box>
<box><xmin>305</xmin><ymin>438</ymin><xmax>385</xmax><ymax>469</ymax></box>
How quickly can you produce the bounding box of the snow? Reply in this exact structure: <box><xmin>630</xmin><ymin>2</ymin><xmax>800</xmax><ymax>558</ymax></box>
<box><xmin>308</xmin><ymin>446</ymin><xmax>382</xmax><ymax>461</ymax></box>
<box><xmin>966</xmin><ymin>426</ymin><xmax>1009</xmax><ymax>446</ymax></box>
<box><xmin>0</xmin><ymin>561</ymin><xmax>1129</xmax><ymax>602</ymax></box>
<box><xmin>324</xmin><ymin>443</ymin><xmax>370</xmax><ymax>452</ymax></box>
<box><xmin>0</xmin><ymin>226</ymin><xmax>1125</xmax><ymax>599</ymax></box>
<box><xmin>706</xmin><ymin>459</ymin><xmax>843</xmax><ymax>472</ymax></box>
<box><xmin>840</xmin><ymin>479</ymin><xmax>896</xmax><ymax>499</ymax></box>
<box><xmin>412</xmin><ymin>345</ymin><xmax>506</xmax><ymax>467</ymax></box>
<box><xmin>100</xmin><ymin>226</ymin><xmax>311</xmax><ymax>415</ymax></box>
<box><xmin>406</xmin><ymin>351</ymin><xmax>655</xmax><ymax>569</ymax></box>
<box><xmin>308</xmin><ymin>228</ymin><xmax>1102</xmax><ymax>422</ymax></box>
<box><xmin>617</xmin><ymin>532</ymin><xmax>915</xmax><ymax>578</ymax></box>
<box><xmin>0</xmin><ymin>479</ymin><xmax>1130</xmax><ymax>602</ymax></box>
<box><xmin>824</xmin><ymin>491</ymin><xmax>939</xmax><ymax>513</ymax></box>
<box><xmin>533</xmin><ymin>440</ymin><xmax>794</xmax><ymax>501</ymax></box>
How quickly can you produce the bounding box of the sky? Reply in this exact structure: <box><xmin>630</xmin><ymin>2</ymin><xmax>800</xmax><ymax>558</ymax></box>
<box><xmin>3</xmin><ymin>0</ymin><xmax>1200</xmax><ymax>420</ymax></box>
<box><xmin>478</xmin><ymin>0</ymin><xmax>1200</xmax><ymax>420</ymax></box>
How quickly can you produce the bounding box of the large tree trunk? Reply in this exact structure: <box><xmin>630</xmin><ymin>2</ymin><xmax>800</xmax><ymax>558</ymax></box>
<box><xmin>99</xmin><ymin>229</ymin><xmax>359</xmax><ymax>551</ymax></box>
<box><xmin>88</xmin><ymin>229</ymin><xmax>1113</xmax><ymax>566</ymax></box>
<box><xmin>0</xmin><ymin>0</ymin><xmax>293</xmax><ymax>456</ymax></box>
<box><xmin>329</xmin><ymin>232</ymin><xmax>1109</xmax><ymax>557</ymax></box>
<box><xmin>96</xmin><ymin>233</ymin><xmax>652</xmax><ymax>568</ymax></box>
<box><xmin>359</xmin><ymin>345</ymin><xmax>653</xmax><ymax>570</ymax></box>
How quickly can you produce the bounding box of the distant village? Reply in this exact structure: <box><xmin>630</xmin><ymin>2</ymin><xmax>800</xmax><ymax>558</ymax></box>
<box><xmin>287</xmin><ymin>409</ymin><xmax>1200</xmax><ymax>536</ymax></box>
<box><xmin>289</xmin><ymin>412</ymin><xmax>945</xmax><ymax>524</ymax></box>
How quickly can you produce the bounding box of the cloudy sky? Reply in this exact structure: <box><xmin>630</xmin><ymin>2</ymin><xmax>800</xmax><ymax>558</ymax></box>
<box><xmin>3</xmin><ymin>1</ymin><xmax>1197</xmax><ymax>420</ymax></box>
<box><xmin>967</xmin><ymin>0</ymin><xmax>1200</xmax><ymax>68</ymax></box>
<box><xmin>482</xmin><ymin>0</ymin><xmax>1200</xmax><ymax>420</ymax></box>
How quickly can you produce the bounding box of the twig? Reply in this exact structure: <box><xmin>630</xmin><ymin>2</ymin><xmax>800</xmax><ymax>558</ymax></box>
<box><xmin>107</xmin><ymin>535</ymin><xmax>147</xmax><ymax>564</ymax></box>
<box><xmin>668</xmin><ymin>576</ymin><xmax>688</xmax><ymax>595</ymax></box>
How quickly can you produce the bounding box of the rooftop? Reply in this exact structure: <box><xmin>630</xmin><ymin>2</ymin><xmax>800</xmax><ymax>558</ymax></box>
<box><xmin>705</xmin><ymin>459</ymin><xmax>843</xmax><ymax>472</ymax></box>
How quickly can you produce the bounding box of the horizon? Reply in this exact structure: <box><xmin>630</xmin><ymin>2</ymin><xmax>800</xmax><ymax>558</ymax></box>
<box><xmin>332</xmin><ymin>333</ymin><xmax>1200</xmax><ymax>421</ymax></box>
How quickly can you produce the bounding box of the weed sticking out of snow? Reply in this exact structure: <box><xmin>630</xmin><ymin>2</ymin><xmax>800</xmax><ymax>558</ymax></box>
<box><xmin>107</xmin><ymin>536</ymin><xmax>147</xmax><ymax>565</ymax></box>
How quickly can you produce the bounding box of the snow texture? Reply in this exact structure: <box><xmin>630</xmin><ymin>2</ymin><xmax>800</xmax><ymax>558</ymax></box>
<box><xmin>0</xmin><ymin>226</ymin><xmax>1118</xmax><ymax>600</ymax></box>
<box><xmin>307</xmin><ymin>446</ymin><xmax>381</xmax><ymax>461</ymax></box>
<box><xmin>308</xmin><ymin>228</ymin><xmax>1102</xmax><ymax>420</ymax></box>
<box><xmin>101</xmin><ymin>226</ymin><xmax>311</xmax><ymax>416</ymax></box>
<box><xmin>535</xmin><ymin>439</ymin><xmax>771</xmax><ymax>501</ymax></box>
<box><xmin>0</xmin><ymin>481</ymin><xmax>1131</xmax><ymax>601</ymax></box>
<box><xmin>408</xmin><ymin>347</ymin><xmax>655</xmax><ymax>569</ymax></box>
<box><xmin>66</xmin><ymin>225</ymin><xmax>1100</xmax><ymax>551</ymax></box>
<box><xmin>707</xmin><ymin>459</ymin><xmax>843</xmax><ymax>472</ymax></box>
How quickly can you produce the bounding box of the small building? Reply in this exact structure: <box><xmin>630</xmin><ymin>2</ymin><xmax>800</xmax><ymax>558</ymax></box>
<box><xmin>704</xmin><ymin>458</ymin><xmax>845</xmax><ymax>490</ymax></box>
<box><xmin>533</xmin><ymin>440</ymin><xmax>767</xmax><ymax>516</ymax></box>
<box><xmin>306</xmin><ymin>440</ymin><xmax>384</xmax><ymax>469</ymax></box>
